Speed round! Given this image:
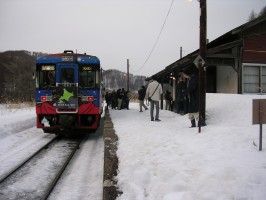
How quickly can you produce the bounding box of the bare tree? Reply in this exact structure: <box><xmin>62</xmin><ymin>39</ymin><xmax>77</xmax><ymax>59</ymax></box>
<box><xmin>248</xmin><ymin>10</ymin><xmax>257</xmax><ymax>21</ymax></box>
<box><xmin>259</xmin><ymin>6</ymin><xmax>266</xmax><ymax>17</ymax></box>
<box><xmin>248</xmin><ymin>6</ymin><xmax>266</xmax><ymax>21</ymax></box>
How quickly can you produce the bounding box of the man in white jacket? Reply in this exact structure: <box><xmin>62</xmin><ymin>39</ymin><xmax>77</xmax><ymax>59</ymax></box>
<box><xmin>145</xmin><ymin>76</ymin><xmax>163</xmax><ymax>121</ymax></box>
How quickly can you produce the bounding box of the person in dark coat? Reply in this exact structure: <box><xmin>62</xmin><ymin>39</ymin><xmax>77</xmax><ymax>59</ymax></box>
<box><xmin>117</xmin><ymin>89</ymin><xmax>123</xmax><ymax>110</ymax></box>
<box><xmin>105</xmin><ymin>91</ymin><xmax>112</xmax><ymax>110</ymax></box>
<box><xmin>176</xmin><ymin>75</ymin><xmax>188</xmax><ymax>114</ymax></box>
<box><xmin>121</xmin><ymin>88</ymin><xmax>126</xmax><ymax>109</ymax></box>
<box><xmin>164</xmin><ymin>90</ymin><xmax>173</xmax><ymax>110</ymax></box>
<box><xmin>138</xmin><ymin>86</ymin><xmax>148</xmax><ymax>112</ymax></box>
<box><xmin>111</xmin><ymin>89</ymin><xmax>118</xmax><ymax>109</ymax></box>
<box><xmin>181</xmin><ymin>69</ymin><xmax>206</xmax><ymax>127</ymax></box>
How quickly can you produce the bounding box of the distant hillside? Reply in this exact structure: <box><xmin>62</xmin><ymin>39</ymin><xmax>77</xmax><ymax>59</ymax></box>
<box><xmin>0</xmin><ymin>50</ymin><xmax>38</xmax><ymax>102</ymax></box>
<box><xmin>0</xmin><ymin>50</ymin><xmax>147</xmax><ymax>102</ymax></box>
<box><xmin>102</xmin><ymin>69</ymin><xmax>147</xmax><ymax>92</ymax></box>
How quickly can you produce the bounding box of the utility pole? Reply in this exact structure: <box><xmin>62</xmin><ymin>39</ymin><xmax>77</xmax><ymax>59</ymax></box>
<box><xmin>127</xmin><ymin>59</ymin><xmax>129</xmax><ymax>91</ymax></box>
<box><xmin>198</xmin><ymin>0</ymin><xmax>207</xmax><ymax>132</ymax></box>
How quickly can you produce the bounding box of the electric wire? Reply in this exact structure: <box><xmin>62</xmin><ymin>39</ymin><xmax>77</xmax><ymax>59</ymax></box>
<box><xmin>132</xmin><ymin>0</ymin><xmax>175</xmax><ymax>73</ymax></box>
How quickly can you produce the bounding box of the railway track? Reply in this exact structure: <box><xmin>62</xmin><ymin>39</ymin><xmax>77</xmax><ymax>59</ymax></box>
<box><xmin>0</xmin><ymin>136</ymin><xmax>58</xmax><ymax>184</ymax></box>
<box><xmin>0</xmin><ymin>135</ymin><xmax>83</xmax><ymax>200</ymax></box>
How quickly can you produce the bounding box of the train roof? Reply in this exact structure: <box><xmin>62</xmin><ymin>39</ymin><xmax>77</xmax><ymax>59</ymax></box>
<box><xmin>36</xmin><ymin>50</ymin><xmax>100</xmax><ymax>65</ymax></box>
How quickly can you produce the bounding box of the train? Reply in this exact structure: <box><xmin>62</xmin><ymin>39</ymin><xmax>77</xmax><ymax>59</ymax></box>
<box><xmin>34</xmin><ymin>50</ymin><xmax>103</xmax><ymax>134</ymax></box>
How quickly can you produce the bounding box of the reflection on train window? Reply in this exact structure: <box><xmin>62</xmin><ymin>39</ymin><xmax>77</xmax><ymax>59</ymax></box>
<box><xmin>38</xmin><ymin>70</ymin><xmax>55</xmax><ymax>89</ymax></box>
<box><xmin>79</xmin><ymin>71</ymin><xmax>96</xmax><ymax>88</ymax></box>
<box><xmin>61</xmin><ymin>68</ymin><xmax>74</xmax><ymax>83</ymax></box>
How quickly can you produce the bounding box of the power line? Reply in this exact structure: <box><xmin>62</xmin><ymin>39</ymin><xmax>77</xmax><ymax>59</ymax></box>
<box><xmin>133</xmin><ymin>0</ymin><xmax>175</xmax><ymax>73</ymax></box>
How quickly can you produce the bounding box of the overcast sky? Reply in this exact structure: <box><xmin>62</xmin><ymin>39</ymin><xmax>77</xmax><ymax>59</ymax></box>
<box><xmin>0</xmin><ymin>0</ymin><xmax>265</xmax><ymax>76</ymax></box>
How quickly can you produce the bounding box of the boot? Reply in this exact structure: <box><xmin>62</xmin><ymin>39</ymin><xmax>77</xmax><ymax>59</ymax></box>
<box><xmin>190</xmin><ymin>119</ymin><xmax>196</xmax><ymax>128</ymax></box>
<box><xmin>198</xmin><ymin>118</ymin><xmax>207</xmax><ymax>127</ymax></box>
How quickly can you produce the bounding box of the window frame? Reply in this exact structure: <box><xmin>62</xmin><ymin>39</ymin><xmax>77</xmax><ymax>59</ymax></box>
<box><xmin>242</xmin><ymin>63</ymin><xmax>266</xmax><ymax>94</ymax></box>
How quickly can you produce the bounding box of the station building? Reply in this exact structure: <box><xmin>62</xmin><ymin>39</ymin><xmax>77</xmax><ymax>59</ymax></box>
<box><xmin>147</xmin><ymin>15</ymin><xmax>266</xmax><ymax>101</ymax></box>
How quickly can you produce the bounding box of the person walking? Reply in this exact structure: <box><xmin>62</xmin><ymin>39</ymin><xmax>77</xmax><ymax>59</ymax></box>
<box><xmin>181</xmin><ymin>69</ymin><xmax>206</xmax><ymax>127</ymax></box>
<box><xmin>138</xmin><ymin>86</ymin><xmax>148</xmax><ymax>112</ymax></box>
<box><xmin>145</xmin><ymin>75</ymin><xmax>163</xmax><ymax>121</ymax></box>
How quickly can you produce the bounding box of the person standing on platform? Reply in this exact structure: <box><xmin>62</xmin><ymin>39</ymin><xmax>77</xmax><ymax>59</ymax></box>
<box><xmin>181</xmin><ymin>69</ymin><xmax>206</xmax><ymax>127</ymax></box>
<box><xmin>145</xmin><ymin>76</ymin><xmax>163</xmax><ymax>121</ymax></box>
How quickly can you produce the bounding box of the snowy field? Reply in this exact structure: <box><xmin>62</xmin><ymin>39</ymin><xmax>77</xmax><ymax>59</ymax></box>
<box><xmin>109</xmin><ymin>93</ymin><xmax>266</xmax><ymax>200</ymax></box>
<box><xmin>1</xmin><ymin>93</ymin><xmax>266</xmax><ymax>200</ymax></box>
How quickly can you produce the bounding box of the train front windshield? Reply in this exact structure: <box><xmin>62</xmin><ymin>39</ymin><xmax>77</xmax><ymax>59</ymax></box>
<box><xmin>61</xmin><ymin>68</ymin><xmax>74</xmax><ymax>84</ymax></box>
<box><xmin>36</xmin><ymin>65</ymin><xmax>56</xmax><ymax>89</ymax></box>
<box><xmin>79</xmin><ymin>66</ymin><xmax>100</xmax><ymax>89</ymax></box>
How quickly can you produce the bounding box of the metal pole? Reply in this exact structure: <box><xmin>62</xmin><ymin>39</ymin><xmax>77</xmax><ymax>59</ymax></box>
<box><xmin>127</xmin><ymin>59</ymin><xmax>129</xmax><ymax>91</ymax></box>
<box><xmin>199</xmin><ymin>0</ymin><xmax>207</xmax><ymax>130</ymax></box>
<box><xmin>259</xmin><ymin>100</ymin><xmax>263</xmax><ymax>151</ymax></box>
<box><xmin>198</xmin><ymin>59</ymin><xmax>202</xmax><ymax>133</ymax></box>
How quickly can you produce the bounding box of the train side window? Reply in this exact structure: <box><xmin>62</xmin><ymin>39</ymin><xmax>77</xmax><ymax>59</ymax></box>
<box><xmin>95</xmin><ymin>70</ymin><xmax>100</xmax><ymax>88</ymax></box>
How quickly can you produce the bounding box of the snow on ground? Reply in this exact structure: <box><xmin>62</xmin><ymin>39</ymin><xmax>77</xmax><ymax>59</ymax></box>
<box><xmin>0</xmin><ymin>105</ymin><xmax>37</xmax><ymax>138</ymax></box>
<box><xmin>110</xmin><ymin>93</ymin><xmax>266</xmax><ymax>200</ymax></box>
<box><xmin>0</xmin><ymin>105</ymin><xmax>103</xmax><ymax>200</ymax></box>
<box><xmin>0</xmin><ymin>106</ymin><xmax>56</xmax><ymax>181</ymax></box>
<box><xmin>1</xmin><ymin>93</ymin><xmax>266</xmax><ymax>200</ymax></box>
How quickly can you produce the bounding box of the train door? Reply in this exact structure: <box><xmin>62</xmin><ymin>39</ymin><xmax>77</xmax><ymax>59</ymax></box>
<box><xmin>56</xmin><ymin>64</ymin><xmax>78</xmax><ymax>113</ymax></box>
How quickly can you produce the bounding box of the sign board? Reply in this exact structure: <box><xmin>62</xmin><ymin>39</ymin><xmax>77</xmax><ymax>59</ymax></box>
<box><xmin>252</xmin><ymin>99</ymin><xmax>266</xmax><ymax>151</ymax></box>
<box><xmin>193</xmin><ymin>55</ymin><xmax>205</xmax><ymax>68</ymax></box>
<box><xmin>252</xmin><ymin>99</ymin><xmax>266</xmax><ymax>124</ymax></box>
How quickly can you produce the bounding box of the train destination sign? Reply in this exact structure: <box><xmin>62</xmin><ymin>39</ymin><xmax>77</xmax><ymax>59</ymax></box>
<box><xmin>61</xmin><ymin>56</ymin><xmax>74</xmax><ymax>62</ymax></box>
<box><xmin>42</xmin><ymin>65</ymin><xmax>55</xmax><ymax>71</ymax></box>
<box><xmin>82</xmin><ymin>66</ymin><xmax>92</xmax><ymax>71</ymax></box>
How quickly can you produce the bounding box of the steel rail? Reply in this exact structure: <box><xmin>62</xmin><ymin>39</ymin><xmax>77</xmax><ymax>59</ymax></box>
<box><xmin>0</xmin><ymin>136</ymin><xmax>59</xmax><ymax>184</ymax></box>
<box><xmin>41</xmin><ymin>137</ymin><xmax>83</xmax><ymax>200</ymax></box>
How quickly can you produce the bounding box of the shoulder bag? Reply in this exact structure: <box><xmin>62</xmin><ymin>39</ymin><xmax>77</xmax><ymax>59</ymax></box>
<box><xmin>148</xmin><ymin>84</ymin><xmax>159</xmax><ymax>101</ymax></box>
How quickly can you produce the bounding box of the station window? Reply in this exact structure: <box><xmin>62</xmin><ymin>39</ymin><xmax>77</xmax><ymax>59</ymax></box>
<box><xmin>243</xmin><ymin>64</ymin><xmax>266</xmax><ymax>94</ymax></box>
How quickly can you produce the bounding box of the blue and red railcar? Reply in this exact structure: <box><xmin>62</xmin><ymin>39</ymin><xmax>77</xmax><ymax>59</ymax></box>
<box><xmin>35</xmin><ymin>50</ymin><xmax>103</xmax><ymax>134</ymax></box>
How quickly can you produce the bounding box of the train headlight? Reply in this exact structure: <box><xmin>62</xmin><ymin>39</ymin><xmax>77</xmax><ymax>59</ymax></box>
<box><xmin>82</xmin><ymin>96</ymin><xmax>94</xmax><ymax>102</ymax></box>
<box><xmin>41</xmin><ymin>96</ymin><xmax>52</xmax><ymax>101</ymax></box>
<box><xmin>87</xmin><ymin>96</ymin><xmax>94</xmax><ymax>101</ymax></box>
